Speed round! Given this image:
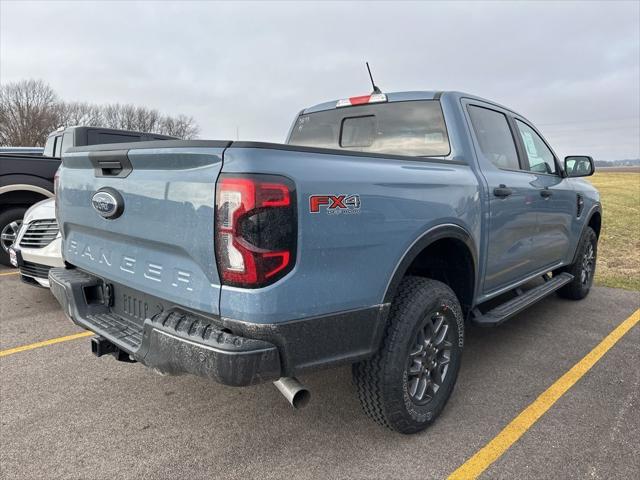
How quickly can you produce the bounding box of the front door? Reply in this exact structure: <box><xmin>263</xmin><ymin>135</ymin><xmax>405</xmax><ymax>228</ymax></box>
<box><xmin>512</xmin><ymin>119</ymin><xmax>575</xmax><ymax>270</ymax></box>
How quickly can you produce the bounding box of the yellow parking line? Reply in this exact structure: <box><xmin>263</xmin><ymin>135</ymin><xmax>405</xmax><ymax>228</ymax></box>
<box><xmin>448</xmin><ymin>308</ymin><xmax>640</xmax><ymax>480</ymax></box>
<box><xmin>0</xmin><ymin>331</ymin><xmax>93</xmax><ymax>358</ymax></box>
<box><xmin>0</xmin><ymin>271</ymin><xmax>19</xmax><ymax>276</ymax></box>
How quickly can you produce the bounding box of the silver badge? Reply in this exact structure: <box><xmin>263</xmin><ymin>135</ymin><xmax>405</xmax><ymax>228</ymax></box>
<box><xmin>91</xmin><ymin>190</ymin><xmax>123</xmax><ymax>219</ymax></box>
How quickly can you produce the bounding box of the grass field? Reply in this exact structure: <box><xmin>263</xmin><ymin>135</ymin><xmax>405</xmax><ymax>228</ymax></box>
<box><xmin>587</xmin><ymin>171</ymin><xmax>640</xmax><ymax>291</ymax></box>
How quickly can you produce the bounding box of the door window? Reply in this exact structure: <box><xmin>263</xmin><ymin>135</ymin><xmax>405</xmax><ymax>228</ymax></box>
<box><xmin>515</xmin><ymin>120</ymin><xmax>557</xmax><ymax>174</ymax></box>
<box><xmin>467</xmin><ymin>105</ymin><xmax>520</xmax><ymax>170</ymax></box>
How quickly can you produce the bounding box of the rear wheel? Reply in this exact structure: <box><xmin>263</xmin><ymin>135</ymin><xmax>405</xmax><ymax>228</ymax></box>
<box><xmin>557</xmin><ymin>226</ymin><xmax>598</xmax><ymax>300</ymax></box>
<box><xmin>352</xmin><ymin>277</ymin><xmax>464</xmax><ymax>434</ymax></box>
<box><xmin>0</xmin><ymin>208</ymin><xmax>26</xmax><ymax>266</ymax></box>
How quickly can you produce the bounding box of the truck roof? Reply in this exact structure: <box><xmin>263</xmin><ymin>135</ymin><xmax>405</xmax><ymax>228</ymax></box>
<box><xmin>303</xmin><ymin>90</ymin><xmax>521</xmax><ymax>117</ymax></box>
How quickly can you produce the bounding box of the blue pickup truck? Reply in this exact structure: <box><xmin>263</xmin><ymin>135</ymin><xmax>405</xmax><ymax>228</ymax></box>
<box><xmin>49</xmin><ymin>91</ymin><xmax>601</xmax><ymax>433</ymax></box>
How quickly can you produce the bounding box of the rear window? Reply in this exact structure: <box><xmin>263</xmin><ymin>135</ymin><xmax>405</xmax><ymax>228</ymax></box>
<box><xmin>288</xmin><ymin>100</ymin><xmax>450</xmax><ymax>157</ymax></box>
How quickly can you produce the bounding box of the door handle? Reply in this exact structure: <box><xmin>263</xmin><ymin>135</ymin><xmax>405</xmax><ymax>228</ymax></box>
<box><xmin>540</xmin><ymin>189</ymin><xmax>553</xmax><ymax>198</ymax></box>
<box><xmin>493</xmin><ymin>185</ymin><xmax>513</xmax><ymax>198</ymax></box>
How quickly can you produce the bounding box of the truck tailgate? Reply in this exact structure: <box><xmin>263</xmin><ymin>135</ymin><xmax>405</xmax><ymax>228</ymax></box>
<box><xmin>57</xmin><ymin>142</ymin><xmax>229</xmax><ymax>315</ymax></box>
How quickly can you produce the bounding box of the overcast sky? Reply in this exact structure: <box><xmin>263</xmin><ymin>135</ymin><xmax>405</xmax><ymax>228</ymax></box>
<box><xmin>1</xmin><ymin>0</ymin><xmax>639</xmax><ymax>161</ymax></box>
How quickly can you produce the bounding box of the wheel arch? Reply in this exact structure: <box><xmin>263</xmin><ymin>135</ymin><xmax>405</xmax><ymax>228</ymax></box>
<box><xmin>0</xmin><ymin>184</ymin><xmax>53</xmax><ymax>213</ymax></box>
<box><xmin>569</xmin><ymin>204</ymin><xmax>602</xmax><ymax>265</ymax></box>
<box><xmin>588</xmin><ymin>209</ymin><xmax>602</xmax><ymax>238</ymax></box>
<box><xmin>383</xmin><ymin>224</ymin><xmax>478</xmax><ymax>313</ymax></box>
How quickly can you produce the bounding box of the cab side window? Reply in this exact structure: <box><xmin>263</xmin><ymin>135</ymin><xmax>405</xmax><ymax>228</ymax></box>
<box><xmin>61</xmin><ymin>133</ymin><xmax>74</xmax><ymax>154</ymax></box>
<box><xmin>53</xmin><ymin>135</ymin><xmax>63</xmax><ymax>158</ymax></box>
<box><xmin>467</xmin><ymin>105</ymin><xmax>520</xmax><ymax>170</ymax></box>
<box><xmin>515</xmin><ymin>120</ymin><xmax>556</xmax><ymax>174</ymax></box>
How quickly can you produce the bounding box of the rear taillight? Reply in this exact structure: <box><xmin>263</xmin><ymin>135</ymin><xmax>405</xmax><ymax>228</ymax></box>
<box><xmin>215</xmin><ymin>174</ymin><xmax>296</xmax><ymax>288</ymax></box>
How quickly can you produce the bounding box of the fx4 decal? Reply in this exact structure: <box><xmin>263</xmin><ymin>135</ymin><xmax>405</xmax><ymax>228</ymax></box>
<box><xmin>309</xmin><ymin>194</ymin><xmax>361</xmax><ymax>214</ymax></box>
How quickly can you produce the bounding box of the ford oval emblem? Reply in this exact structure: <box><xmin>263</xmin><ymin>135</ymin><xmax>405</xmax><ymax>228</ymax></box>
<box><xmin>91</xmin><ymin>189</ymin><xmax>124</xmax><ymax>219</ymax></box>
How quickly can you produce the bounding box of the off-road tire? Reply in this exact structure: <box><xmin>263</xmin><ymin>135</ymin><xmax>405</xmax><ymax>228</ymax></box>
<box><xmin>556</xmin><ymin>226</ymin><xmax>598</xmax><ymax>300</ymax></box>
<box><xmin>0</xmin><ymin>208</ymin><xmax>27</xmax><ymax>267</ymax></box>
<box><xmin>352</xmin><ymin>277</ymin><xmax>464</xmax><ymax>434</ymax></box>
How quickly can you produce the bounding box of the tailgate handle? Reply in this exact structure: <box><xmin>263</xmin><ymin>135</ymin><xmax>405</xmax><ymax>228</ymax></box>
<box><xmin>89</xmin><ymin>150</ymin><xmax>132</xmax><ymax>178</ymax></box>
<box><xmin>98</xmin><ymin>160</ymin><xmax>123</xmax><ymax>175</ymax></box>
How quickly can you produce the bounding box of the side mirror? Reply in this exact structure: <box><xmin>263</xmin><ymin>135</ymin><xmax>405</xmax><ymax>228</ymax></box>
<box><xmin>564</xmin><ymin>156</ymin><xmax>594</xmax><ymax>177</ymax></box>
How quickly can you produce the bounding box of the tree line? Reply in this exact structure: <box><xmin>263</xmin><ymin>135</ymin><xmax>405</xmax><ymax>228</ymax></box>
<box><xmin>0</xmin><ymin>79</ymin><xmax>199</xmax><ymax>146</ymax></box>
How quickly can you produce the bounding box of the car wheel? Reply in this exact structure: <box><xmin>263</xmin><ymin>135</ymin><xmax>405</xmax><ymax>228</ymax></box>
<box><xmin>0</xmin><ymin>208</ymin><xmax>27</xmax><ymax>266</ymax></box>
<box><xmin>557</xmin><ymin>226</ymin><xmax>598</xmax><ymax>300</ymax></box>
<box><xmin>352</xmin><ymin>276</ymin><xmax>464</xmax><ymax>434</ymax></box>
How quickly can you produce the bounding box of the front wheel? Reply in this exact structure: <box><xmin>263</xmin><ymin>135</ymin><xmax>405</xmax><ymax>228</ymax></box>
<box><xmin>556</xmin><ymin>226</ymin><xmax>598</xmax><ymax>300</ymax></box>
<box><xmin>352</xmin><ymin>277</ymin><xmax>464</xmax><ymax>434</ymax></box>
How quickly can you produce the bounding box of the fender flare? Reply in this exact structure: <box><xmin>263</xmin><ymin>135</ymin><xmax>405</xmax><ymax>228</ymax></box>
<box><xmin>382</xmin><ymin>223</ymin><xmax>478</xmax><ymax>305</ymax></box>
<box><xmin>570</xmin><ymin>204</ymin><xmax>602</xmax><ymax>265</ymax></box>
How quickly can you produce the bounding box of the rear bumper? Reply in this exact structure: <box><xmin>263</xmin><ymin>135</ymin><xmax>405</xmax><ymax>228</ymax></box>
<box><xmin>49</xmin><ymin>267</ymin><xmax>388</xmax><ymax>386</ymax></box>
<box><xmin>49</xmin><ymin>268</ymin><xmax>281</xmax><ymax>386</ymax></box>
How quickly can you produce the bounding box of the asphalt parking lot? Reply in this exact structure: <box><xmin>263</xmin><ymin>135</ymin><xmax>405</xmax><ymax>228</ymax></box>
<box><xmin>1</xmin><ymin>265</ymin><xmax>638</xmax><ymax>479</ymax></box>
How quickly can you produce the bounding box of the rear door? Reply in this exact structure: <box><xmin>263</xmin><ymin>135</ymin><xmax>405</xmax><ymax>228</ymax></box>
<box><xmin>465</xmin><ymin>102</ymin><xmax>540</xmax><ymax>293</ymax></box>
<box><xmin>57</xmin><ymin>141</ymin><xmax>228</xmax><ymax>315</ymax></box>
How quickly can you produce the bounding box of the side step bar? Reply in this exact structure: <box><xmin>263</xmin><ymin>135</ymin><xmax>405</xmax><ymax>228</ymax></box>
<box><xmin>472</xmin><ymin>272</ymin><xmax>574</xmax><ymax>327</ymax></box>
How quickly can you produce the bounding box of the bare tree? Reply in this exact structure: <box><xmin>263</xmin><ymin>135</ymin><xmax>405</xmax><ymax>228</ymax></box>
<box><xmin>96</xmin><ymin>103</ymin><xmax>197</xmax><ymax>138</ymax></box>
<box><xmin>160</xmin><ymin>114</ymin><xmax>199</xmax><ymax>139</ymax></box>
<box><xmin>101</xmin><ymin>103</ymin><xmax>124</xmax><ymax>130</ymax></box>
<box><xmin>57</xmin><ymin>101</ymin><xmax>104</xmax><ymax>127</ymax></box>
<box><xmin>0</xmin><ymin>79</ymin><xmax>61</xmax><ymax>146</ymax></box>
<box><xmin>134</xmin><ymin>105</ymin><xmax>161</xmax><ymax>133</ymax></box>
<box><xmin>0</xmin><ymin>79</ymin><xmax>200</xmax><ymax>146</ymax></box>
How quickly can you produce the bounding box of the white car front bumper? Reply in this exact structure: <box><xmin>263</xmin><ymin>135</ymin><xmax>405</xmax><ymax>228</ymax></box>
<box><xmin>11</xmin><ymin>199</ymin><xmax>64</xmax><ymax>288</ymax></box>
<box><xmin>17</xmin><ymin>236</ymin><xmax>64</xmax><ymax>287</ymax></box>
